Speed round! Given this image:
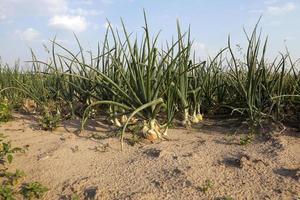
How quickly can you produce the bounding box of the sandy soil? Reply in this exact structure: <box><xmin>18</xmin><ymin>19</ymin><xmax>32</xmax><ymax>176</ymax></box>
<box><xmin>0</xmin><ymin>113</ymin><xmax>299</xmax><ymax>200</ymax></box>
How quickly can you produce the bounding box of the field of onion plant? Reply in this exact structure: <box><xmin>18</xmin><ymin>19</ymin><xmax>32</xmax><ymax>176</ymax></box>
<box><xmin>1</xmin><ymin>14</ymin><xmax>300</xmax><ymax>147</ymax></box>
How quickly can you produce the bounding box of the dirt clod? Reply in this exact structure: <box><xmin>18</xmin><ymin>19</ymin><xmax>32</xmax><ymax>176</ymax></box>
<box><xmin>239</xmin><ymin>155</ymin><xmax>251</xmax><ymax>169</ymax></box>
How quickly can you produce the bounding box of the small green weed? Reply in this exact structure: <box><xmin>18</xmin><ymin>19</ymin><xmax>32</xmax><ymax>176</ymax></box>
<box><xmin>71</xmin><ymin>194</ymin><xmax>80</xmax><ymax>200</ymax></box>
<box><xmin>0</xmin><ymin>134</ymin><xmax>24</xmax><ymax>165</ymax></box>
<box><xmin>239</xmin><ymin>134</ymin><xmax>253</xmax><ymax>146</ymax></box>
<box><xmin>0</xmin><ymin>184</ymin><xmax>15</xmax><ymax>200</ymax></box>
<box><xmin>201</xmin><ymin>179</ymin><xmax>214</xmax><ymax>193</ymax></box>
<box><xmin>0</xmin><ymin>99</ymin><xmax>11</xmax><ymax>123</ymax></box>
<box><xmin>40</xmin><ymin>113</ymin><xmax>60</xmax><ymax>131</ymax></box>
<box><xmin>0</xmin><ymin>134</ymin><xmax>48</xmax><ymax>200</ymax></box>
<box><xmin>0</xmin><ymin>169</ymin><xmax>26</xmax><ymax>186</ymax></box>
<box><xmin>21</xmin><ymin>182</ymin><xmax>49</xmax><ymax>200</ymax></box>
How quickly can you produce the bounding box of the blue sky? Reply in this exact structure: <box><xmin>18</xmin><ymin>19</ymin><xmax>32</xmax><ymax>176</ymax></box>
<box><xmin>0</xmin><ymin>0</ymin><xmax>299</xmax><ymax>65</ymax></box>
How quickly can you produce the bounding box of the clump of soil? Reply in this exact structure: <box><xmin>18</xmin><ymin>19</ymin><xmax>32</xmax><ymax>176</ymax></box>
<box><xmin>0</xmin><ymin>114</ymin><xmax>299</xmax><ymax>199</ymax></box>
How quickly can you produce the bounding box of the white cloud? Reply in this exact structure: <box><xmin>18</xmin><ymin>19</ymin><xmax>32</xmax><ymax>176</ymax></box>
<box><xmin>0</xmin><ymin>0</ymin><xmax>67</xmax><ymax>18</ymax></box>
<box><xmin>48</xmin><ymin>15</ymin><xmax>88</xmax><ymax>32</ymax></box>
<box><xmin>264</xmin><ymin>0</ymin><xmax>278</xmax><ymax>5</ymax></box>
<box><xmin>0</xmin><ymin>13</ymin><xmax>6</xmax><ymax>21</ymax></box>
<box><xmin>249</xmin><ymin>1</ymin><xmax>297</xmax><ymax>16</ymax></box>
<box><xmin>69</xmin><ymin>8</ymin><xmax>102</xmax><ymax>16</ymax></box>
<box><xmin>266</xmin><ymin>2</ymin><xmax>296</xmax><ymax>15</ymax></box>
<box><xmin>16</xmin><ymin>28</ymin><xmax>40</xmax><ymax>41</ymax></box>
<box><xmin>0</xmin><ymin>1</ymin><xmax>9</xmax><ymax>21</ymax></box>
<box><xmin>41</xmin><ymin>0</ymin><xmax>68</xmax><ymax>14</ymax></box>
<box><xmin>0</xmin><ymin>0</ymin><xmax>102</xmax><ymax>19</ymax></box>
<box><xmin>74</xmin><ymin>0</ymin><xmax>94</xmax><ymax>5</ymax></box>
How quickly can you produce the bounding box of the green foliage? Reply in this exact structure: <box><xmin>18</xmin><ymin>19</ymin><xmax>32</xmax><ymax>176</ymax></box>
<box><xmin>239</xmin><ymin>134</ymin><xmax>253</xmax><ymax>146</ymax></box>
<box><xmin>0</xmin><ymin>135</ymin><xmax>24</xmax><ymax>200</ymax></box>
<box><xmin>0</xmin><ymin>13</ymin><xmax>299</xmax><ymax>140</ymax></box>
<box><xmin>201</xmin><ymin>179</ymin><xmax>214</xmax><ymax>193</ymax></box>
<box><xmin>21</xmin><ymin>182</ymin><xmax>48</xmax><ymax>200</ymax></box>
<box><xmin>0</xmin><ymin>135</ymin><xmax>24</xmax><ymax>165</ymax></box>
<box><xmin>0</xmin><ymin>184</ymin><xmax>15</xmax><ymax>200</ymax></box>
<box><xmin>0</xmin><ymin>134</ymin><xmax>48</xmax><ymax>200</ymax></box>
<box><xmin>40</xmin><ymin>113</ymin><xmax>60</xmax><ymax>131</ymax></box>
<box><xmin>71</xmin><ymin>194</ymin><xmax>80</xmax><ymax>200</ymax></box>
<box><xmin>0</xmin><ymin>99</ymin><xmax>11</xmax><ymax>123</ymax></box>
<box><xmin>0</xmin><ymin>169</ymin><xmax>26</xmax><ymax>186</ymax></box>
